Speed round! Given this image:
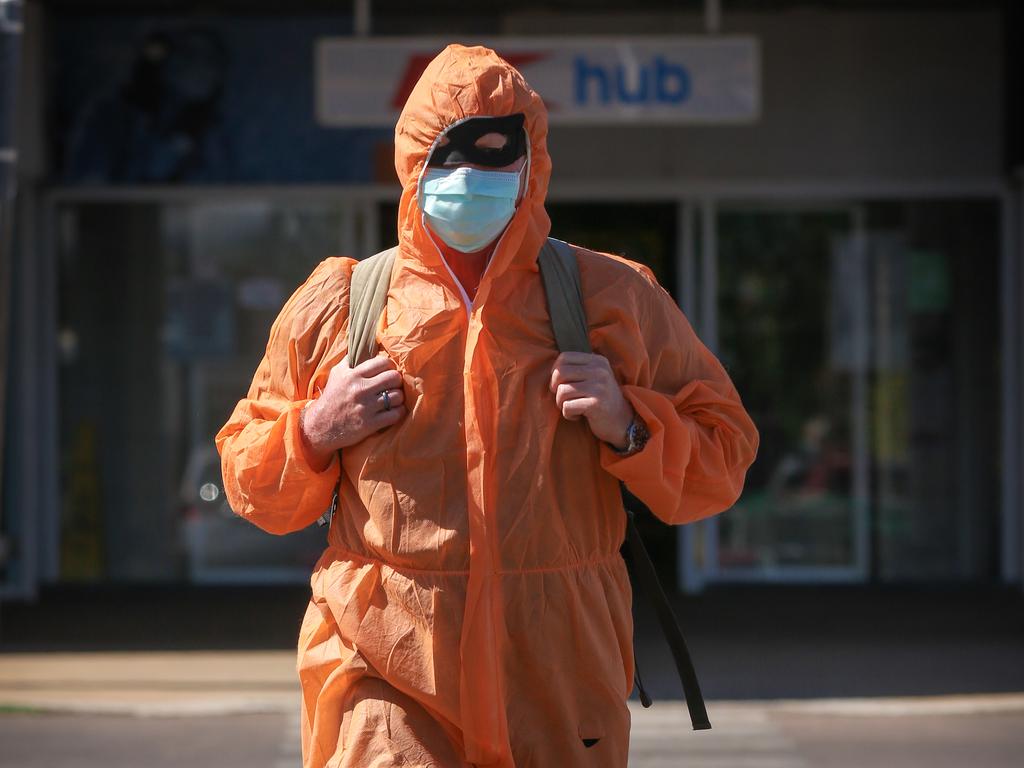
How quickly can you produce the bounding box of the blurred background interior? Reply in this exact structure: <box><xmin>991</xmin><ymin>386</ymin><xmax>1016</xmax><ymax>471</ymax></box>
<box><xmin>0</xmin><ymin>0</ymin><xmax>1022</xmax><ymax>697</ymax></box>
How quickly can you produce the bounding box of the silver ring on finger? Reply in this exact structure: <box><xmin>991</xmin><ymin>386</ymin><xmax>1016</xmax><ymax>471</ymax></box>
<box><xmin>379</xmin><ymin>389</ymin><xmax>392</xmax><ymax>412</ymax></box>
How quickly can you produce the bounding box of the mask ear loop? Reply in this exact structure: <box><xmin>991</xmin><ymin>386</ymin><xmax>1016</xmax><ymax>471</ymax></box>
<box><xmin>518</xmin><ymin>138</ymin><xmax>532</xmax><ymax>207</ymax></box>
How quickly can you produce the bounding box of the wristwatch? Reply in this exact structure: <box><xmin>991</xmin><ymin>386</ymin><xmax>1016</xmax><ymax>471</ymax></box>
<box><xmin>612</xmin><ymin>414</ymin><xmax>650</xmax><ymax>457</ymax></box>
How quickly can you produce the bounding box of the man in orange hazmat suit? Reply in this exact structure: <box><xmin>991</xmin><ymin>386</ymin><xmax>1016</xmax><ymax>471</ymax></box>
<box><xmin>216</xmin><ymin>44</ymin><xmax>759</xmax><ymax>768</ymax></box>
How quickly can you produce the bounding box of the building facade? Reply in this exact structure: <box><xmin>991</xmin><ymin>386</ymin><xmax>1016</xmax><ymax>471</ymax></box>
<box><xmin>2</xmin><ymin>0</ymin><xmax>1022</xmax><ymax>598</ymax></box>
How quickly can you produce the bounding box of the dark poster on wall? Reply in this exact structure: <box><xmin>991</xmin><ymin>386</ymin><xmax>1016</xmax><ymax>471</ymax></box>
<box><xmin>53</xmin><ymin>14</ymin><xmax>391</xmax><ymax>184</ymax></box>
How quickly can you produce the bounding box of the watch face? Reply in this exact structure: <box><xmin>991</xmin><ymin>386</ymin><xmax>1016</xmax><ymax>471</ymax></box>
<box><xmin>626</xmin><ymin>423</ymin><xmax>638</xmax><ymax>447</ymax></box>
<box><xmin>629</xmin><ymin>417</ymin><xmax>651</xmax><ymax>451</ymax></box>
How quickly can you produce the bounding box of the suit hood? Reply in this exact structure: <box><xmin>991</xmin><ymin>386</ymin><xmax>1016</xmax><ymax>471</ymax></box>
<box><xmin>393</xmin><ymin>44</ymin><xmax>552</xmax><ymax>300</ymax></box>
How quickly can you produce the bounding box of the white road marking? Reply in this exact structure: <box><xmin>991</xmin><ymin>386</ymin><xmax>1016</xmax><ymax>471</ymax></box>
<box><xmin>629</xmin><ymin>702</ymin><xmax>810</xmax><ymax>768</ymax></box>
<box><xmin>275</xmin><ymin>709</ymin><xmax>302</xmax><ymax>768</ymax></box>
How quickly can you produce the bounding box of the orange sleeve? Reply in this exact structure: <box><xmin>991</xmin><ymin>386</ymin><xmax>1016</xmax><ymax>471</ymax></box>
<box><xmin>214</xmin><ymin>257</ymin><xmax>355</xmax><ymax>535</ymax></box>
<box><xmin>599</xmin><ymin>273</ymin><xmax>759</xmax><ymax>526</ymax></box>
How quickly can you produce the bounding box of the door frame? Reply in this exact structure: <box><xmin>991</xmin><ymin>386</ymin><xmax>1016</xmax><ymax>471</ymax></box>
<box><xmin>691</xmin><ymin>200</ymin><xmax>872</xmax><ymax>586</ymax></box>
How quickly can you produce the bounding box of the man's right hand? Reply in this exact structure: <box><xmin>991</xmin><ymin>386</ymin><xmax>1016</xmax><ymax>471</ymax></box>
<box><xmin>299</xmin><ymin>354</ymin><xmax>407</xmax><ymax>469</ymax></box>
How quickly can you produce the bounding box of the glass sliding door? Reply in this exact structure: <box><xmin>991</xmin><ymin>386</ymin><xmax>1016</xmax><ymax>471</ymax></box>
<box><xmin>694</xmin><ymin>198</ymin><xmax>1002</xmax><ymax>586</ymax></box>
<box><xmin>56</xmin><ymin>197</ymin><xmax>352</xmax><ymax>583</ymax></box>
<box><xmin>705</xmin><ymin>205</ymin><xmax>870</xmax><ymax>581</ymax></box>
<box><xmin>865</xmin><ymin>200</ymin><xmax>1001</xmax><ymax>582</ymax></box>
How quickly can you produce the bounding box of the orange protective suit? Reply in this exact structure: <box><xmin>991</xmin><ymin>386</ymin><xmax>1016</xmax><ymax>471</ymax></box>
<box><xmin>216</xmin><ymin>45</ymin><xmax>759</xmax><ymax>768</ymax></box>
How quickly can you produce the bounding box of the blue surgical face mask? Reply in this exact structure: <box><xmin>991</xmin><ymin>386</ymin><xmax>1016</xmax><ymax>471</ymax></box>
<box><xmin>420</xmin><ymin>165</ymin><xmax>524</xmax><ymax>253</ymax></box>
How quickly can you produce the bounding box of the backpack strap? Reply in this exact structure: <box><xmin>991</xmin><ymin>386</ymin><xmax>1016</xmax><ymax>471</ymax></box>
<box><xmin>538</xmin><ymin>237</ymin><xmax>711</xmax><ymax>731</ymax></box>
<box><xmin>347</xmin><ymin>246</ymin><xmax>399</xmax><ymax>368</ymax></box>
<box><xmin>624</xmin><ymin>507</ymin><xmax>712</xmax><ymax>729</ymax></box>
<box><xmin>537</xmin><ymin>238</ymin><xmax>591</xmax><ymax>354</ymax></box>
<box><xmin>315</xmin><ymin>246</ymin><xmax>398</xmax><ymax>528</ymax></box>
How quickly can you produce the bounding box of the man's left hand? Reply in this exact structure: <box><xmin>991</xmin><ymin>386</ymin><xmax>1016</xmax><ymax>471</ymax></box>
<box><xmin>550</xmin><ymin>351</ymin><xmax>635</xmax><ymax>450</ymax></box>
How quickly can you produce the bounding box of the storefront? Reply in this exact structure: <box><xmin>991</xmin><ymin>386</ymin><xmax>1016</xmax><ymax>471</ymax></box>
<box><xmin>2</xmin><ymin>2</ymin><xmax>1020</xmax><ymax>597</ymax></box>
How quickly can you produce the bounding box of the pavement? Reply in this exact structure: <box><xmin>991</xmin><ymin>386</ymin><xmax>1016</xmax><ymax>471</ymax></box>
<box><xmin>1</xmin><ymin>584</ymin><xmax>1023</xmax><ymax>766</ymax></box>
<box><xmin>2</xmin><ymin>650</ymin><xmax>1024</xmax><ymax>720</ymax></box>
<box><xmin>1</xmin><ymin>652</ymin><xmax>1023</xmax><ymax>768</ymax></box>
<box><xmin>0</xmin><ymin>650</ymin><xmax>299</xmax><ymax>717</ymax></box>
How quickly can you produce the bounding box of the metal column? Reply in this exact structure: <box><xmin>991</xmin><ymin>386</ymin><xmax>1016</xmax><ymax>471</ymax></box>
<box><xmin>0</xmin><ymin>0</ymin><xmax>24</xmax><ymax>595</ymax></box>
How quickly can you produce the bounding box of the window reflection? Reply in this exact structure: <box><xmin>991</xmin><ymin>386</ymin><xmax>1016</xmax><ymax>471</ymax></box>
<box><xmin>716</xmin><ymin>201</ymin><xmax>1001</xmax><ymax>582</ymax></box>
<box><xmin>58</xmin><ymin>200</ymin><xmax>347</xmax><ymax>582</ymax></box>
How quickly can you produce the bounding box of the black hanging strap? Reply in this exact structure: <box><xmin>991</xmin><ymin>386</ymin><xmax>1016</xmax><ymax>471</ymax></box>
<box><xmin>624</xmin><ymin>507</ymin><xmax>711</xmax><ymax>730</ymax></box>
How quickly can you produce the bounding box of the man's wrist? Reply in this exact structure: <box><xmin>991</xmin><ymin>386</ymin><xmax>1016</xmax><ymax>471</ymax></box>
<box><xmin>299</xmin><ymin>400</ymin><xmax>334</xmax><ymax>472</ymax></box>
<box><xmin>610</xmin><ymin>413</ymin><xmax>650</xmax><ymax>457</ymax></box>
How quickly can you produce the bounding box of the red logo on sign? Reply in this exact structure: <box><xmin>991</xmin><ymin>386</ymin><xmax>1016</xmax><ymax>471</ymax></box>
<box><xmin>390</xmin><ymin>52</ymin><xmax>550</xmax><ymax>109</ymax></box>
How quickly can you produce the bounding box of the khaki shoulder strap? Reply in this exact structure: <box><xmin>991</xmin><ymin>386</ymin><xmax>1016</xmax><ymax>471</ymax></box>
<box><xmin>347</xmin><ymin>247</ymin><xmax>399</xmax><ymax>368</ymax></box>
<box><xmin>348</xmin><ymin>239</ymin><xmax>589</xmax><ymax>363</ymax></box>
<box><xmin>537</xmin><ymin>238</ymin><xmax>591</xmax><ymax>354</ymax></box>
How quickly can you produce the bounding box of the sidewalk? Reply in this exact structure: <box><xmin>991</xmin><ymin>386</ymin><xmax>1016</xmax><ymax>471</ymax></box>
<box><xmin>2</xmin><ymin>586</ymin><xmax>1024</xmax><ymax>767</ymax></box>
<box><xmin>2</xmin><ymin>583</ymin><xmax>1023</xmax><ymax>717</ymax></box>
<box><xmin>3</xmin><ymin>649</ymin><xmax>1024</xmax><ymax>719</ymax></box>
<box><xmin>0</xmin><ymin>651</ymin><xmax>299</xmax><ymax>716</ymax></box>
<box><xmin>3</xmin><ymin>653</ymin><xmax>1023</xmax><ymax>768</ymax></box>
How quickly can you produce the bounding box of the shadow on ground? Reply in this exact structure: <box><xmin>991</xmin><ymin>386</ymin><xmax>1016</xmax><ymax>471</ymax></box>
<box><xmin>2</xmin><ymin>583</ymin><xmax>1023</xmax><ymax>701</ymax></box>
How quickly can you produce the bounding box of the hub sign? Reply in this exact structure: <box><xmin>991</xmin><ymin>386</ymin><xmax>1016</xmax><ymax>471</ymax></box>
<box><xmin>317</xmin><ymin>37</ymin><xmax>760</xmax><ymax>127</ymax></box>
